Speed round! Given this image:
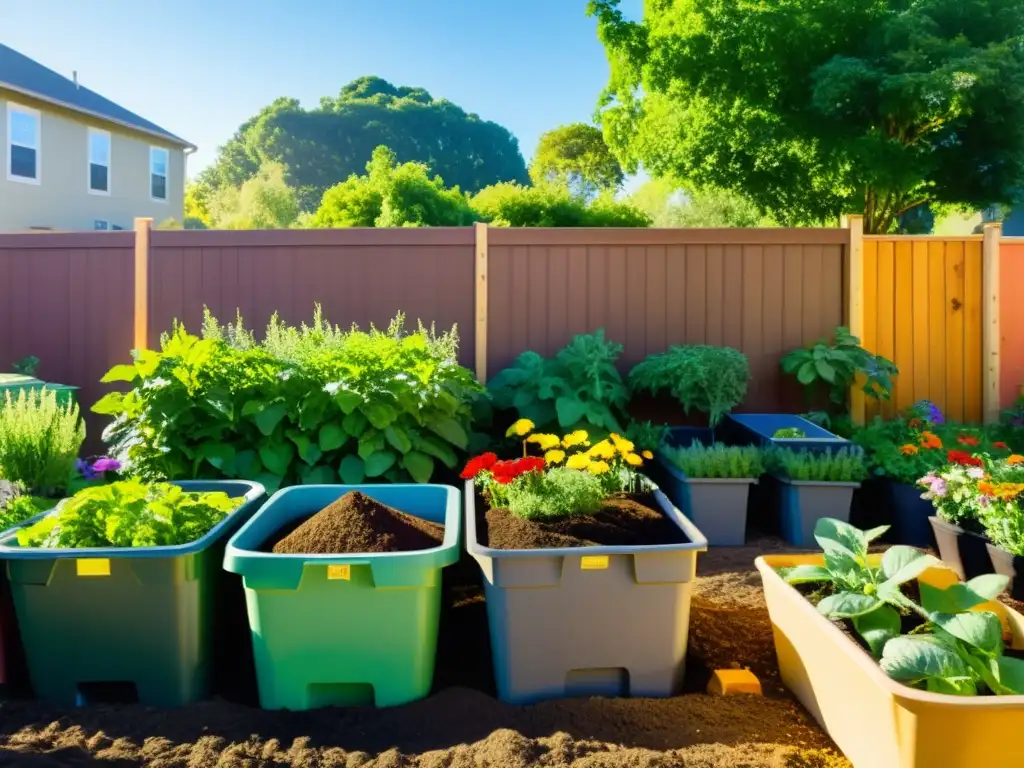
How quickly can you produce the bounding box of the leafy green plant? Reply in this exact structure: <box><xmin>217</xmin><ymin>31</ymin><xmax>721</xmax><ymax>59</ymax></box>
<box><xmin>16</xmin><ymin>480</ymin><xmax>243</xmax><ymax>548</ymax></box>
<box><xmin>0</xmin><ymin>494</ymin><xmax>53</xmax><ymax>532</ymax></box>
<box><xmin>94</xmin><ymin>307</ymin><xmax>482</xmax><ymax>492</ymax></box>
<box><xmin>781</xmin><ymin>327</ymin><xmax>898</xmax><ymax>408</ymax></box>
<box><xmin>661</xmin><ymin>443</ymin><xmax>763</xmax><ymax>479</ymax></box>
<box><xmin>623</xmin><ymin>420</ymin><xmax>667</xmax><ymax>454</ymax></box>
<box><xmin>0</xmin><ymin>388</ymin><xmax>85</xmax><ymax>496</ymax></box>
<box><xmin>11</xmin><ymin>356</ymin><xmax>39</xmax><ymax>376</ymax></box>
<box><xmin>502</xmin><ymin>466</ymin><xmax>605</xmax><ymax>520</ymax></box>
<box><xmin>628</xmin><ymin>345</ymin><xmax>749</xmax><ymax>427</ymax></box>
<box><xmin>769</xmin><ymin>448</ymin><xmax>868</xmax><ymax>482</ymax></box>
<box><xmin>487</xmin><ymin>330</ymin><xmax>629</xmax><ymax>434</ymax></box>
<box><xmin>773</xmin><ymin>427</ymin><xmax>806</xmax><ymax>439</ymax></box>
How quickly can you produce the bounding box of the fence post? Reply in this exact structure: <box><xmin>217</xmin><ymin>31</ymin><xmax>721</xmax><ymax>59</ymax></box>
<box><xmin>474</xmin><ymin>222</ymin><xmax>489</xmax><ymax>383</ymax></box>
<box><xmin>133</xmin><ymin>217</ymin><xmax>152</xmax><ymax>351</ymax></box>
<box><xmin>983</xmin><ymin>221</ymin><xmax>1002</xmax><ymax>423</ymax></box>
<box><xmin>846</xmin><ymin>214</ymin><xmax>865</xmax><ymax>426</ymax></box>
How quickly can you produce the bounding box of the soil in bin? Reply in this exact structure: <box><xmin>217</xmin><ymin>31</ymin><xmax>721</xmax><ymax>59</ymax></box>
<box><xmin>267</xmin><ymin>490</ymin><xmax>444</xmax><ymax>554</ymax></box>
<box><xmin>485</xmin><ymin>491</ymin><xmax>687</xmax><ymax>550</ymax></box>
<box><xmin>0</xmin><ymin>537</ymin><xmax>851</xmax><ymax>767</ymax></box>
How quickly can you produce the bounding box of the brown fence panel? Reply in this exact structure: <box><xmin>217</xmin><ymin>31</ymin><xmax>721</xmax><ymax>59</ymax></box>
<box><xmin>148</xmin><ymin>228</ymin><xmax>477</xmax><ymax>367</ymax></box>
<box><xmin>0</xmin><ymin>232</ymin><xmax>135</xmax><ymax>448</ymax></box>
<box><xmin>486</xmin><ymin>228</ymin><xmax>848</xmax><ymax>413</ymax></box>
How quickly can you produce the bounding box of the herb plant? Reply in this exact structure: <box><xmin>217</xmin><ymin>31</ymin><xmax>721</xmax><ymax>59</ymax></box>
<box><xmin>16</xmin><ymin>480</ymin><xmax>243</xmax><ymax>548</ymax></box>
<box><xmin>487</xmin><ymin>330</ymin><xmax>629</xmax><ymax>434</ymax></box>
<box><xmin>629</xmin><ymin>345</ymin><xmax>749</xmax><ymax>427</ymax></box>
<box><xmin>770</xmin><ymin>448</ymin><xmax>868</xmax><ymax>483</ymax></box>
<box><xmin>661</xmin><ymin>443</ymin><xmax>764</xmax><ymax>479</ymax></box>
<box><xmin>781</xmin><ymin>326</ymin><xmax>898</xmax><ymax>408</ymax></box>
<box><xmin>773</xmin><ymin>427</ymin><xmax>806</xmax><ymax>439</ymax></box>
<box><xmin>502</xmin><ymin>467</ymin><xmax>605</xmax><ymax>520</ymax></box>
<box><xmin>0</xmin><ymin>494</ymin><xmax>52</xmax><ymax>532</ymax></box>
<box><xmin>0</xmin><ymin>388</ymin><xmax>85</xmax><ymax>496</ymax></box>
<box><xmin>94</xmin><ymin>307</ymin><xmax>482</xmax><ymax>492</ymax></box>
<box><xmin>11</xmin><ymin>356</ymin><xmax>40</xmax><ymax>376</ymax></box>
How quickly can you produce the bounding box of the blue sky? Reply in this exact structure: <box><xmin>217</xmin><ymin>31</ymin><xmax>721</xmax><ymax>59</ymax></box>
<box><xmin>2</xmin><ymin>0</ymin><xmax>643</xmax><ymax>183</ymax></box>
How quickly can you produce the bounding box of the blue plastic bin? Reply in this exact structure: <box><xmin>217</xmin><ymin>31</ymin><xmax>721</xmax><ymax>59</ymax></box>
<box><xmin>722</xmin><ymin>414</ymin><xmax>854</xmax><ymax>454</ymax></box>
<box><xmin>223</xmin><ymin>484</ymin><xmax>461</xmax><ymax>710</ymax></box>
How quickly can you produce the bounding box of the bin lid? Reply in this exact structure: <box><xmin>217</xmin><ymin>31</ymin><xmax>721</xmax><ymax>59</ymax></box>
<box><xmin>0</xmin><ymin>374</ymin><xmax>78</xmax><ymax>392</ymax></box>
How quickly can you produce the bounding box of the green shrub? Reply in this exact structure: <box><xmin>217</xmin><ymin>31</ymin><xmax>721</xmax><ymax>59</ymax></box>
<box><xmin>0</xmin><ymin>388</ymin><xmax>85</xmax><ymax>496</ymax></box>
<box><xmin>17</xmin><ymin>480</ymin><xmax>242</xmax><ymax>548</ymax></box>
<box><xmin>488</xmin><ymin>330</ymin><xmax>629</xmax><ymax>435</ymax></box>
<box><xmin>773</xmin><ymin>427</ymin><xmax>806</xmax><ymax>439</ymax></box>
<box><xmin>628</xmin><ymin>346</ymin><xmax>749</xmax><ymax>427</ymax></box>
<box><xmin>661</xmin><ymin>443</ymin><xmax>763</xmax><ymax>479</ymax></box>
<box><xmin>502</xmin><ymin>466</ymin><xmax>605</xmax><ymax>520</ymax></box>
<box><xmin>769</xmin><ymin>448</ymin><xmax>868</xmax><ymax>482</ymax></box>
<box><xmin>0</xmin><ymin>494</ymin><xmax>53</xmax><ymax>532</ymax></box>
<box><xmin>94</xmin><ymin>306</ymin><xmax>483</xmax><ymax>492</ymax></box>
<box><xmin>781</xmin><ymin>326</ymin><xmax>898</xmax><ymax>408</ymax></box>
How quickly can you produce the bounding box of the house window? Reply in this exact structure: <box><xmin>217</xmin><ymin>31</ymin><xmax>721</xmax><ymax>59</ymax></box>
<box><xmin>150</xmin><ymin>146</ymin><xmax>168</xmax><ymax>201</ymax></box>
<box><xmin>88</xmin><ymin>128</ymin><xmax>110</xmax><ymax>194</ymax></box>
<box><xmin>7</xmin><ymin>103</ymin><xmax>40</xmax><ymax>183</ymax></box>
<box><xmin>94</xmin><ymin>220</ymin><xmax>109</xmax><ymax>230</ymax></box>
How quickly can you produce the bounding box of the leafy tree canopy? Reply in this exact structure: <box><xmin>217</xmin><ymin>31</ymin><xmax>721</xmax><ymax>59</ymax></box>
<box><xmin>470</xmin><ymin>182</ymin><xmax>650</xmax><ymax>227</ymax></box>
<box><xmin>590</xmin><ymin>0</ymin><xmax>1024</xmax><ymax>232</ymax></box>
<box><xmin>530</xmin><ymin>123</ymin><xmax>624</xmax><ymax>200</ymax></box>
<box><xmin>210</xmin><ymin>162</ymin><xmax>300</xmax><ymax>229</ymax></box>
<box><xmin>200</xmin><ymin>77</ymin><xmax>529</xmax><ymax>211</ymax></box>
<box><xmin>629</xmin><ymin>179</ymin><xmax>773</xmax><ymax>228</ymax></box>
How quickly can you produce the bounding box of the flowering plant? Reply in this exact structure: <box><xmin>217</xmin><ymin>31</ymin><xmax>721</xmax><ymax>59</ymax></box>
<box><xmin>67</xmin><ymin>455</ymin><xmax>123</xmax><ymax>495</ymax></box>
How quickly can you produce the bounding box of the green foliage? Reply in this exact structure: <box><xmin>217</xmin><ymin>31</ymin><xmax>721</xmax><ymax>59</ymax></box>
<box><xmin>488</xmin><ymin>330</ymin><xmax>629</xmax><ymax>435</ymax></box>
<box><xmin>530</xmin><ymin>123</ymin><xmax>624</xmax><ymax>200</ymax></box>
<box><xmin>312</xmin><ymin>147</ymin><xmax>477</xmax><ymax>228</ymax></box>
<box><xmin>184</xmin><ymin>181</ymin><xmax>213</xmax><ymax>228</ymax></box>
<box><xmin>974</xmin><ymin>460</ymin><xmax>1024</xmax><ymax>555</ymax></box>
<box><xmin>773</xmin><ymin>428</ymin><xmax>806</xmax><ymax>439</ymax></box>
<box><xmin>12</xmin><ymin>356</ymin><xmax>39</xmax><ymax>376</ymax></box>
<box><xmin>629</xmin><ymin>346</ymin><xmax>749</xmax><ymax>427</ymax></box>
<box><xmin>590</xmin><ymin>0</ymin><xmax>1024</xmax><ymax>233</ymax></box>
<box><xmin>210</xmin><ymin>162</ymin><xmax>300</xmax><ymax>229</ymax></box>
<box><xmin>769</xmin><ymin>448</ymin><xmax>868</xmax><ymax>483</ymax></box>
<box><xmin>503</xmin><ymin>466</ymin><xmax>606</xmax><ymax>520</ymax></box>
<box><xmin>16</xmin><ymin>480</ymin><xmax>242</xmax><ymax>548</ymax></box>
<box><xmin>661</xmin><ymin>443</ymin><xmax>763</xmax><ymax>479</ymax></box>
<box><xmin>0</xmin><ymin>388</ymin><xmax>85</xmax><ymax>496</ymax></box>
<box><xmin>623</xmin><ymin>420</ymin><xmax>668</xmax><ymax>454</ymax></box>
<box><xmin>470</xmin><ymin>182</ymin><xmax>650</xmax><ymax>227</ymax></box>
<box><xmin>0</xmin><ymin>494</ymin><xmax>53</xmax><ymax>532</ymax></box>
<box><xmin>93</xmin><ymin>307</ymin><xmax>482</xmax><ymax>492</ymax></box>
<box><xmin>199</xmin><ymin>78</ymin><xmax>529</xmax><ymax>211</ymax></box>
<box><xmin>628</xmin><ymin>179</ymin><xmax>774</xmax><ymax>228</ymax></box>
<box><xmin>782</xmin><ymin>327</ymin><xmax>898</xmax><ymax>408</ymax></box>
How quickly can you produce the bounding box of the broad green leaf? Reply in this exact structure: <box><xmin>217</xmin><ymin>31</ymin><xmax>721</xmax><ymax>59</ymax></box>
<box><xmin>134</xmin><ymin>349</ymin><xmax>160</xmax><ymax>377</ymax></box>
<box><xmin>823</xmin><ymin>549</ymin><xmax>861</xmax><ymax>581</ymax></box>
<box><xmin>358</xmin><ymin>431</ymin><xmax>386</xmax><ymax>461</ymax></box>
<box><xmin>299</xmin><ymin>464</ymin><xmax>337</xmax><ymax>485</ymax></box>
<box><xmin>992</xmin><ymin>656</ymin><xmax>1024</xmax><ymax>695</ymax></box>
<box><xmin>415</xmin><ymin>434</ymin><xmax>459</xmax><ymax>468</ymax></box>
<box><xmin>233</xmin><ymin>449</ymin><xmax>261</xmax><ymax>478</ymax></box>
<box><xmin>299</xmin><ymin>391</ymin><xmax>330</xmax><ymax>431</ymax></box>
<box><xmin>385</xmin><ymin>424</ymin><xmax>413</xmax><ymax>454</ymax></box>
<box><xmin>926</xmin><ymin>676</ymin><xmax>977</xmax><ymax>696</ymax></box>
<box><xmin>555</xmin><ymin>396</ymin><xmax>588</xmax><ymax>427</ymax></box>
<box><xmin>254</xmin><ymin>403</ymin><xmax>288</xmax><ymax>436</ymax></box>
<box><xmin>402</xmin><ymin>451</ymin><xmax>434</xmax><ymax>483</ymax></box>
<box><xmin>343</xmin><ymin>410</ymin><xmax>370</xmax><ymax>438</ymax></box>
<box><xmin>365</xmin><ymin>450</ymin><xmax>397</xmax><ymax>478</ymax></box>
<box><xmin>932</xmin><ymin>612</ymin><xmax>1003</xmax><ymax>656</ymax></box>
<box><xmin>814</xmin><ymin>518</ymin><xmax>866</xmax><ymax>558</ymax></box>
<box><xmin>876</xmin><ymin>580</ymin><xmax>917</xmax><ymax>611</ymax></box>
<box><xmin>203</xmin><ymin>391</ymin><xmax>233</xmax><ymax>420</ymax></box>
<box><xmin>817</xmin><ymin>592</ymin><xmax>880</xmax><ymax>618</ymax></box>
<box><xmin>318</xmin><ymin>422</ymin><xmax>348</xmax><ymax>452</ymax></box>
<box><xmin>101</xmin><ymin>364</ymin><xmax>138</xmax><ymax>383</ymax></box>
<box><xmin>864</xmin><ymin>525</ymin><xmax>890</xmax><ymax>543</ymax></box>
<box><xmin>334</xmin><ymin>390</ymin><xmax>362</xmax><ymax>415</ymax></box>
<box><xmin>852</xmin><ymin>605</ymin><xmax>901</xmax><ymax>657</ymax></box>
<box><xmin>920</xmin><ymin>575</ymin><xmax>1010</xmax><ymax>615</ymax></box>
<box><xmin>965</xmin><ymin>574</ymin><xmax>1011</xmax><ymax>602</ymax></box>
<box><xmin>258</xmin><ymin>440</ymin><xmax>295</xmax><ymax>476</ymax></box>
<box><xmin>91</xmin><ymin>392</ymin><xmax>125</xmax><ymax>416</ymax></box>
<box><xmin>814</xmin><ymin>360</ymin><xmax>836</xmax><ymax>383</ymax></box>
<box><xmin>428</xmin><ymin>417</ymin><xmax>469</xmax><ymax>449</ymax></box>
<box><xmin>363</xmin><ymin>403</ymin><xmax>399</xmax><ymax>430</ymax></box>
<box><xmin>197</xmin><ymin>442</ymin><xmax>235</xmax><ymax>471</ymax></box>
<box><xmin>881</xmin><ymin>546</ymin><xmax>939</xmax><ymax>586</ymax></box>
<box><xmin>797</xmin><ymin>360</ymin><xmax>817</xmax><ymax>385</ymax></box>
<box><xmin>254</xmin><ymin>472</ymin><xmax>284</xmax><ymax>495</ymax></box>
<box><xmin>241</xmin><ymin>399</ymin><xmax>265</xmax><ymax>417</ymax></box>
<box><xmin>518</xmin><ymin>400</ymin><xmax>558</xmax><ymax>428</ymax></box>
<box><xmin>880</xmin><ymin>636</ymin><xmax>970</xmax><ymax>683</ymax></box>
<box><xmin>287</xmin><ymin>429</ymin><xmax>323</xmax><ymax>466</ymax></box>
<box><xmin>339</xmin><ymin>454</ymin><xmax>365</xmax><ymax>484</ymax></box>
<box><xmin>781</xmin><ymin>564</ymin><xmax>832</xmax><ymax>584</ymax></box>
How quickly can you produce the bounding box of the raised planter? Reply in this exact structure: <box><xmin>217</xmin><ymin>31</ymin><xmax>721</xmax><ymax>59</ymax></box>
<box><xmin>0</xmin><ymin>480</ymin><xmax>264</xmax><ymax>707</ymax></box>
<box><xmin>0</xmin><ymin>374</ymin><xmax>78</xmax><ymax>407</ymax></box>
<box><xmin>757</xmin><ymin>553</ymin><xmax>1024</xmax><ymax>768</ymax></box>
<box><xmin>223</xmin><ymin>484</ymin><xmax>460</xmax><ymax>710</ymax></box>
<box><xmin>722</xmin><ymin>414</ymin><xmax>852</xmax><ymax>454</ymax></box>
<box><xmin>777</xmin><ymin>477</ymin><xmax>860</xmax><ymax>547</ymax></box>
<box><xmin>654</xmin><ymin>452</ymin><xmax>756</xmax><ymax>545</ymax></box>
<box><xmin>466</xmin><ymin>480</ymin><xmax>707</xmax><ymax>704</ymax></box>
<box><xmin>985</xmin><ymin>543</ymin><xmax>1024</xmax><ymax>602</ymax></box>
<box><xmin>929</xmin><ymin>517</ymin><xmax>993</xmax><ymax>582</ymax></box>
<box><xmin>886</xmin><ymin>482</ymin><xmax>934</xmax><ymax>548</ymax></box>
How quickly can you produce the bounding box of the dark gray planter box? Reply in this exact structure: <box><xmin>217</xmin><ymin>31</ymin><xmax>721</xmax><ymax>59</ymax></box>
<box><xmin>655</xmin><ymin>453</ymin><xmax>756</xmax><ymax>546</ymax></box>
<box><xmin>777</xmin><ymin>476</ymin><xmax>860</xmax><ymax>547</ymax></box>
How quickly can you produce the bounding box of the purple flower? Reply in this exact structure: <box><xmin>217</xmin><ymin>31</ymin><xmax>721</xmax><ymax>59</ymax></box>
<box><xmin>90</xmin><ymin>457</ymin><xmax>121</xmax><ymax>474</ymax></box>
<box><xmin>912</xmin><ymin>400</ymin><xmax>944</xmax><ymax>425</ymax></box>
<box><xmin>75</xmin><ymin>458</ymin><xmax>98</xmax><ymax>480</ymax></box>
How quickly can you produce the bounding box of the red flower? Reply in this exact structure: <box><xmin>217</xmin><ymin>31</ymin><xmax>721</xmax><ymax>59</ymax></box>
<box><xmin>957</xmin><ymin>435</ymin><xmax>981</xmax><ymax>447</ymax></box>
<box><xmin>994</xmin><ymin>442</ymin><xmax>1009</xmax><ymax>450</ymax></box>
<box><xmin>947</xmin><ymin>450</ymin><xmax>983</xmax><ymax>467</ymax></box>
<box><xmin>908</xmin><ymin>418</ymin><xmax>923</xmax><ymax>428</ymax></box>
<box><xmin>460</xmin><ymin>452</ymin><xmax>498</xmax><ymax>480</ymax></box>
<box><xmin>491</xmin><ymin>456</ymin><xmax>546</xmax><ymax>485</ymax></box>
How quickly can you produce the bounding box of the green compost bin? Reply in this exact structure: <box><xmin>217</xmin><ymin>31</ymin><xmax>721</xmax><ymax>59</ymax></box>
<box><xmin>223</xmin><ymin>484</ymin><xmax>461</xmax><ymax>710</ymax></box>
<box><xmin>0</xmin><ymin>375</ymin><xmax>78</xmax><ymax>408</ymax></box>
<box><xmin>0</xmin><ymin>480</ymin><xmax>265</xmax><ymax>707</ymax></box>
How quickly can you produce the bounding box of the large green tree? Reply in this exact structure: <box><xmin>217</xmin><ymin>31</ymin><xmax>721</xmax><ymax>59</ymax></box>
<box><xmin>590</xmin><ymin>0</ymin><xmax>1024</xmax><ymax>233</ymax></box>
<box><xmin>210</xmin><ymin>162</ymin><xmax>300</xmax><ymax>229</ymax></box>
<box><xmin>200</xmin><ymin>77</ymin><xmax>529</xmax><ymax>211</ymax></box>
<box><xmin>629</xmin><ymin>179</ymin><xmax>772</xmax><ymax>228</ymax></box>
<box><xmin>530</xmin><ymin>123</ymin><xmax>624</xmax><ymax>200</ymax></box>
<box><xmin>471</xmin><ymin>182</ymin><xmax>650</xmax><ymax>227</ymax></box>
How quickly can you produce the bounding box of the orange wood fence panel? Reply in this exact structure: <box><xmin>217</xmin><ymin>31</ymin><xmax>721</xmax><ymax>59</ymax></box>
<box><xmin>862</xmin><ymin>236</ymin><xmax>984</xmax><ymax>423</ymax></box>
<box><xmin>1000</xmin><ymin>239</ymin><xmax>1024</xmax><ymax>409</ymax></box>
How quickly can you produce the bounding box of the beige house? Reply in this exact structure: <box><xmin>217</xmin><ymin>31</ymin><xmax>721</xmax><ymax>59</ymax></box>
<box><xmin>0</xmin><ymin>44</ymin><xmax>195</xmax><ymax>232</ymax></box>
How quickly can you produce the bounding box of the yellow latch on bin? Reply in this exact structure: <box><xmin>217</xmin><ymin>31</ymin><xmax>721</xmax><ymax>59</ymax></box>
<box><xmin>581</xmin><ymin>555</ymin><xmax>609</xmax><ymax>570</ymax></box>
<box><xmin>76</xmin><ymin>559</ymin><xmax>110</xmax><ymax>577</ymax></box>
<box><xmin>327</xmin><ymin>564</ymin><xmax>351</xmax><ymax>580</ymax></box>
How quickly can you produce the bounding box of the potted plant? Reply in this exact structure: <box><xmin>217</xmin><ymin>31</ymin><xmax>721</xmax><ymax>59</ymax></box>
<box><xmin>722</xmin><ymin>413</ymin><xmax>853</xmax><ymax>454</ymax></box>
<box><xmin>768</xmin><ymin>447</ymin><xmax>867</xmax><ymax>546</ymax></box>
<box><xmin>0</xmin><ymin>478</ymin><xmax>264</xmax><ymax>706</ymax></box>
<box><xmin>462</xmin><ymin>421</ymin><xmax>707</xmax><ymax>704</ymax></box>
<box><xmin>971</xmin><ymin>453</ymin><xmax>1024</xmax><ymax>600</ymax></box>
<box><xmin>654</xmin><ymin>443</ymin><xmax>762</xmax><ymax>546</ymax></box>
<box><xmin>758</xmin><ymin>517</ymin><xmax>1024</xmax><ymax>768</ymax></box>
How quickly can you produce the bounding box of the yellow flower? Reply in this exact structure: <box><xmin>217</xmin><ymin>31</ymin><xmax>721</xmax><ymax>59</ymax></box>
<box><xmin>624</xmin><ymin>452</ymin><xmax>644</xmax><ymax>467</ymax></box>
<box><xmin>587</xmin><ymin>440</ymin><xmax>616</xmax><ymax>460</ymax></box>
<box><xmin>527</xmin><ymin>433</ymin><xmax>561</xmax><ymax>451</ymax></box>
<box><xmin>562</xmin><ymin>430</ymin><xmax>590</xmax><ymax>448</ymax></box>
<box><xmin>587</xmin><ymin>460</ymin><xmax>611</xmax><ymax>475</ymax></box>
<box><xmin>642</xmin><ymin>450</ymin><xmax>654</xmax><ymax>460</ymax></box>
<box><xmin>544</xmin><ymin>449</ymin><xmax>566</xmax><ymax>464</ymax></box>
<box><xmin>610</xmin><ymin>433</ymin><xmax>635</xmax><ymax>454</ymax></box>
<box><xmin>506</xmin><ymin>419</ymin><xmax>535</xmax><ymax>438</ymax></box>
<box><xmin>566</xmin><ymin>453</ymin><xmax>591</xmax><ymax>470</ymax></box>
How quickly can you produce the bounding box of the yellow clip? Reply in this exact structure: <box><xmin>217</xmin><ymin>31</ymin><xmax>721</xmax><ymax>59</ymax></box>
<box><xmin>327</xmin><ymin>564</ymin><xmax>351</xmax><ymax>580</ymax></box>
<box><xmin>581</xmin><ymin>555</ymin><xmax>609</xmax><ymax>571</ymax></box>
<box><xmin>76</xmin><ymin>559</ymin><xmax>110</xmax><ymax>577</ymax></box>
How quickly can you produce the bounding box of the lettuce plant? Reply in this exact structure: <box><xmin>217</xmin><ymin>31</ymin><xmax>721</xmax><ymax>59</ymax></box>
<box><xmin>661</xmin><ymin>443</ymin><xmax>763</xmax><ymax>479</ymax></box>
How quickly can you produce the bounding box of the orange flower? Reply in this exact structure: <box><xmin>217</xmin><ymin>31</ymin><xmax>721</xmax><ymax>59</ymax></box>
<box><xmin>1009</xmin><ymin>455</ymin><xmax>1024</xmax><ymax>466</ymax></box>
<box><xmin>900</xmin><ymin>444</ymin><xmax>919</xmax><ymax>455</ymax></box>
<box><xmin>978</xmin><ymin>481</ymin><xmax>996</xmax><ymax>496</ymax></box>
<box><xmin>958</xmin><ymin>435</ymin><xmax>981</xmax><ymax>447</ymax></box>
<box><xmin>919</xmin><ymin>431</ymin><xmax>943</xmax><ymax>450</ymax></box>
<box><xmin>993</xmin><ymin>483</ymin><xmax>1024</xmax><ymax>501</ymax></box>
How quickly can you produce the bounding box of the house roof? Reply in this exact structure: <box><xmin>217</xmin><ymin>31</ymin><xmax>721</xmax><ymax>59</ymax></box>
<box><xmin>0</xmin><ymin>43</ymin><xmax>194</xmax><ymax>149</ymax></box>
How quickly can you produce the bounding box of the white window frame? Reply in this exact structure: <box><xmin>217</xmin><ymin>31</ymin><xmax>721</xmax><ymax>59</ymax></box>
<box><xmin>87</xmin><ymin>127</ymin><xmax>111</xmax><ymax>196</ymax></box>
<box><xmin>149</xmin><ymin>146</ymin><xmax>168</xmax><ymax>202</ymax></box>
<box><xmin>6</xmin><ymin>102</ymin><xmax>40</xmax><ymax>185</ymax></box>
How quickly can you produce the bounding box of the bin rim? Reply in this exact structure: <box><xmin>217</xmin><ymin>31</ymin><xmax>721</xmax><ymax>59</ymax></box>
<box><xmin>0</xmin><ymin>479</ymin><xmax>265</xmax><ymax>559</ymax></box>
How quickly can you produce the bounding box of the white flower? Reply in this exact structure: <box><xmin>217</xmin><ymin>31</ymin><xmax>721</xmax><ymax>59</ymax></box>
<box><xmin>968</xmin><ymin>466</ymin><xmax>985</xmax><ymax>479</ymax></box>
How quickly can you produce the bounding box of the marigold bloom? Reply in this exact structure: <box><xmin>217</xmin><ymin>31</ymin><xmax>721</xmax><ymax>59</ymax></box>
<box><xmin>491</xmin><ymin>457</ymin><xmax>545</xmax><ymax>484</ymax></box>
<box><xmin>562</xmin><ymin>430</ymin><xmax>590</xmax><ymax>448</ymax></box>
<box><xmin>978</xmin><ymin>481</ymin><xmax>996</xmax><ymax>495</ymax></box>
<box><xmin>1009</xmin><ymin>455</ymin><xmax>1024</xmax><ymax>466</ymax></box>
<box><xmin>919</xmin><ymin>431</ymin><xmax>943</xmax><ymax>450</ymax></box>
<box><xmin>587</xmin><ymin>440</ymin><xmax>616</xmax><ymax>460</ymax></box>
<box><xmin>506</xmin><ymin>419</ymin><xmax>535</xmax><ymax>438</ymax></box>
<box><xmin>642</xmin><ymin>450</ymin><xmax>654</xmax><ymax>460</ymax></box>
<box><xmin>527</xmin><ymin>433</ymin><xmax>561</xmax><ymax>451</ymax></box>
<box><xmin>460</xmin><ymin>452</ymin><xmax>498</xmax><ymax>479</ymax></box>
<box><xmin>544</xmin><ymin>449</ymin><xmax>566</xmax><ymax>464</ymax></box>
<box><xmin>566</xmin><ymin>453</ymin><xmax>591</xmax><ymax>470</ymax></box>
<box><xmin>610</xmin><ymin>433</ymin><xmax>635</xmax><ymax>454</ymax></box>
<box><xmin>900</xmin><ymin>444</ymin><xmax>919</xmax><ymax>455</ymax></box>
<box><xmin>947</xmin><ymin>450</ymin><xmax>982</xmax><ymax>467</ymax></box>
<box><xmin>624</xmin><ymin>452</ymin><xmax>644</xmax><ymax>466</ymax></box>
<box><xmin>586</xmin><ymin>460</ymin><xmax>611</xmax><ymax>475</ymax></box>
